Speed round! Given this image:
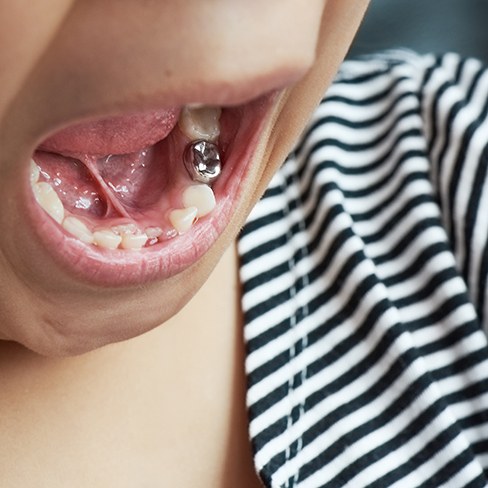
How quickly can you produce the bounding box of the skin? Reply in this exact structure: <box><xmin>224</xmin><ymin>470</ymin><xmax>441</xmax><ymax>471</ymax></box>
<box><xmin>0</xmin><ymin>0</ymin><xmax>369</xmax><ymax>355</ymax></box>
<box><xmin>0</xmin><ymin>0</ymin><xmax>369</xmax><ymax>485</ymax></box>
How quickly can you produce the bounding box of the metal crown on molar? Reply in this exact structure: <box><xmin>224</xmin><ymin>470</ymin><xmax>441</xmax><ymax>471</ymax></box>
<box><xmin>183</xmin><ymin>140</ymin><xmax>222</xmax><ymax>185</ymax></box>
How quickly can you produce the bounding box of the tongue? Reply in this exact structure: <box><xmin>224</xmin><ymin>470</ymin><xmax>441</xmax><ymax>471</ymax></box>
<box><xmin>39</xmin><ymin>108</ymin><xmax>180</xmax><ymax>156</ymax></box>
<box><xmin>33</xmin><ymin>109</ymin><xmax>181</xmax><ymax>219</ymax></box>
<box><xmin>34</xmin><ymin>146</ymin><xmax>171</xmax><ymax>219</ymax></box>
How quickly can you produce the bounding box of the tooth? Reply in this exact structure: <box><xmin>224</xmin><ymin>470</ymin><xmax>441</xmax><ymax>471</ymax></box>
<box><xmin>169</xmin><ymin>207</ymin><xmax>198</xmax><ymax>234</ymax></box>
<box><xmin>120</xmin><ymin>232</ymin><xmax>148</xmax><ymax>250</ymax></box>
<box><xmin>93</xmin><ymin>229</ymin><xmax>122</xmax><ymax>249</ymax></box>
<box><xmin>145</xmin><ymin>227</ymin><xmax>163</xmax><ymax>246</ymax></box>
<box><xmin>186</xmin><ymin>102</ymin><xmax>205</xmax><ymax>109</ymax></box>
<box><xmin>32</xmin><ymin>182</ymin><xmax>64</xmax><ymax>224</ymax></box>
<box><xmin>178</xmin><ymin>106</ymin><xmax>221</xmax><ymax>141</ymax></box>
<box><xmin>182</xmin><ymin>184</ymin><xmax>216</xmax><ymax>217</ymax></box>
<box><xmin>110</xmin><ymin>224</ymin><xmax>148</xmax><ymax>249</ymax></box>
<box><xmin>30</xmin><ymin>159</ymin><xmax>40</xmax><ymax>185</ymax></box>
<box><xmin>145</xmin><ymin>227</ymin><xmax>163</xmax><ymax>239</ymax></box>
<box><xmin>111</xmin><ymin>223</ymin><xmax>138</xmax><ymax>236</ymax></box>
<box><xmin>62</xmin><ymin>217</ymin><xmax>94</xmax><ymax>244</ymax></box>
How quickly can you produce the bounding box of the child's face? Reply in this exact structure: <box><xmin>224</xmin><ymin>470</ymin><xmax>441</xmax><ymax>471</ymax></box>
<box><xmin>0</xmin><ymin>0</ymin><xmax>369</xmax><ymax>355</ymax></box>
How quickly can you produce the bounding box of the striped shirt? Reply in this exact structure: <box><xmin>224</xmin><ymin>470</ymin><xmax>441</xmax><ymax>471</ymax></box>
<box><xmin>238</xmin><ymin>52</ymin><xmax>488</xmax><ymax>488</ymax></box>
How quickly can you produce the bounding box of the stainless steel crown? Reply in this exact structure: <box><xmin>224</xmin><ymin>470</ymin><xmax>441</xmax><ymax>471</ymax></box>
<box><xmin>183</xmin><ymin>140</ymin><xmax>222</xmax><ymax>185</ymax></box>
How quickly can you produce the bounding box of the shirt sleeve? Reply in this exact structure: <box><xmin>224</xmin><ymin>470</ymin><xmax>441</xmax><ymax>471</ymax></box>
<box><xmin>419</xmin><ymin>53</ymin><xmax>488</xmax><ymax>327</ymax></box>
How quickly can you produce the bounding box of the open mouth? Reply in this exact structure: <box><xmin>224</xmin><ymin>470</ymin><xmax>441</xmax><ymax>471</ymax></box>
<box><xmin>25</xmin><ymin>94</ymin><xmax>276</xmax><ymax>286</ymax></box>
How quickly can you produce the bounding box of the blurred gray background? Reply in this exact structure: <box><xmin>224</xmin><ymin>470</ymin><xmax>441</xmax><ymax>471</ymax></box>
<box><xmin>349</xmin><ymin>0</ymin><xmax>488</xmax><ymax>61</ymax></box>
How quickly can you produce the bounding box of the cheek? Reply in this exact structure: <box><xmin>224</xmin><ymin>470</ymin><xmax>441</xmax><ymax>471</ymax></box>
<box><xmin>0</xmin><ymin>0</ymin><xmax>73</xmax><ymax>115</ymax></box>
<box><xmin>249</xmin><ymin>0</ymin><xmax>370</xmax><ymax>201</ymax></box>
<box><xmin>9</xmin><ymin>0</ymin><xmax>329</xmax><ymax>137</ymax></box>
<box><xmin>0</xmin><ymin>0</ymin><xmax>365</xmax><ymax>356</ymax></box>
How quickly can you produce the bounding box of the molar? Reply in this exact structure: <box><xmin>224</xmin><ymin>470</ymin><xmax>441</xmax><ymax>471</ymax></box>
<box><xmin>169</xmin><ymin>207</ymin><xmax>198</xmax><ymax>234</ymax></box>
<box><xmin>182</xmin><ymin>184</ymin><xmax>216</xmax><ymax>218</ymax></box>
<box><xmin>178</xmin><ymin>106</ymin><xmax>221</xmax><ymax>141</ymax></box>
<box><xmin>32</xmin><ymin>182</ymin><xmax>65</xmax><ymax>224</ymax></box>
<box><xmin>183</xmin><ymin>140</ymin><xmax>221</xmax><ymax>185</ymax></box>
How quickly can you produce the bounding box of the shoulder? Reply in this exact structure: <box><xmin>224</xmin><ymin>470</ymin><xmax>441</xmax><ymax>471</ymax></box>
<box><xmin>319</xmin><ymin>50</ymin><xmax>488</xmax><ymax>139</ymax></box>
<box><xmin>238</xmin><ymin>52</ymin><xmax>488</xmax><ymax>487</ymax></box>
<box><xmin>334</xmin><ymin>50</ymin><xmax>484</xmax><ymax>88</ymax></box>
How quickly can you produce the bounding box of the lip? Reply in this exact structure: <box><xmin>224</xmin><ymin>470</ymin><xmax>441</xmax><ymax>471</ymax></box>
<box><xmin>21</xmin><ymin>93</ymin><xmax>278</xmax><ymax>287</ymax></box>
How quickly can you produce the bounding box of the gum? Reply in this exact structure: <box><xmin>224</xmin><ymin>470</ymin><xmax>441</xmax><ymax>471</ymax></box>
<box><xmin>31</xmin><ymin>127</ymin><xmax>219</xmax><ymax>249</ymax></box>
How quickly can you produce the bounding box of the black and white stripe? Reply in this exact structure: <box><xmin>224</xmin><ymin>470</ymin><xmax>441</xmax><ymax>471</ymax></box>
<box><xmin>238</xmin><ymin>52</ymin><xmax>488</xmax><ymax>487</ymax></box>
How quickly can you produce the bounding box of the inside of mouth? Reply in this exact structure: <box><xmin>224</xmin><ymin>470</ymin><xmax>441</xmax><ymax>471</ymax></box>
<box><xmin>35</xmin><ymin>134</ymin><xmax>183</xmax><ymax>217</ymax></box>
<box><xmin>30</xmin><ymin>106</ymin><xmax>224</xmax><ymax>250</ymax></box>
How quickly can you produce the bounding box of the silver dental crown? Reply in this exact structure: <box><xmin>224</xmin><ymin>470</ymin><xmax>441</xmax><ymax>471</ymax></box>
<box><xmin>183</xmin><ymin>140</ymin><xmax>222</xmax><ymax>185</ymax></box>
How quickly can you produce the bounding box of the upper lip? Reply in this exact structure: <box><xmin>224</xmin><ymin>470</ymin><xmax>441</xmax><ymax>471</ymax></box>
<box><xmin>23</xmin><ymin>68</ymin><xmax>299</xmax><ymax>151</ymax></box>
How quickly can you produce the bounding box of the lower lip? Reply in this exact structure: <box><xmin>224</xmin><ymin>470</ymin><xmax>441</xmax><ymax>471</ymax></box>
<box><xmin>21</xmin><ymin>94</ymin><xmax>276</xmax><ymax>286</ymax></box>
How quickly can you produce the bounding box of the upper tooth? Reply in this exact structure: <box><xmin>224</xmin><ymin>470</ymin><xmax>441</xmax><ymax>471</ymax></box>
<box><xmin>186</xmin><ymin>103</ymin><xmax>205</xmax><ymax>109</ymax></box>
<box><xmin>30</xmin><ymin>159</ymin><xmax>40</xmax><ymax>185</ymax></box>
<box><xmin>93</xmin><ymin>229</ymin><xmax>122</xmax><ymax>249</ymax></box>
<box><xmin>178</xmin><ymin>106</ymin><xmax>221</xmax><ymax>141</ymax></box>
<box><xmin>32</xmin><ymin>182</ymin><xmax>64</xmax><ymax>224</ymax></box>
<box><xmin>169</xmin><ymin>207</ymin><xmax>198</xmax><ymax>234</ymax></box>
<box><xmin>62</xmin><ymin>216</ymin><xmax>94</xmax><ymax>244</ymax></box>
<box><xmin>182</xmin><ymin>184</ymin><xmax>216</xmax><ymax>217</ymax></box>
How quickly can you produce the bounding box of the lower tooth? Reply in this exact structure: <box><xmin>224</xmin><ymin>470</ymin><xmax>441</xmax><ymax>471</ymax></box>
<box><xmin>184</xmin><ymin>140</ymin><xmax>221</xmax><ymax>185</ymax></box>
<box><xmin>30</xmin><ymin>160</ymin><xmax>40</xmax><ymax>185</ymax></box>
<box><xmin>182</xmin><ymin>184</ymin><xmax>216</xmax><ymax>217</ymax></box>
<box><xmin>169</xmin><ymin>207</ymin><xmax>198</xmax><ymax>234</ymax></box>
<box><xmin>32</xmin><ymin>182</ymin><xmax>64</xmax><ymax>224</ymax></box>
<box><xmin>62</xmin><ymin>217</ymin><xmax>94</xmax><ymax>244</ymax></box>
<box><xmin>145</xmin><ymin>227</ymin><xmax>163</xmax><ymax>239</ymax></box>
<box><xmin>93</xmin><ymin>229</ymin><xmax>122</xmax><ymax>250</ymax></box>
<box><xmin>111</xmin><ymin>223</ymin><xmax>138</xmax><ymax>236</ymax></box>
<box><xmin>120</xmin><ymin>232</ymin><xmax>148</xmax><ymax>250</ymax></box>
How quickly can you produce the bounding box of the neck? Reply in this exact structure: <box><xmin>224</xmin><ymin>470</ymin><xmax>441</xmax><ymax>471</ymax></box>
<box><xmin>0</xmin><ymin>245</ymin><xmax>261</xmax><ymax>487</ymax></box>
